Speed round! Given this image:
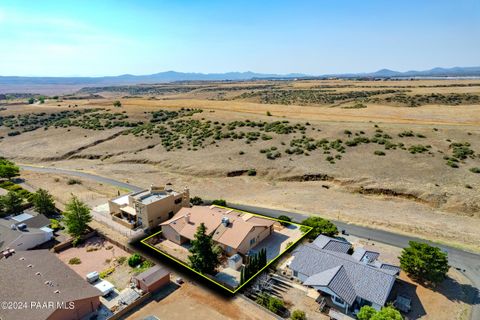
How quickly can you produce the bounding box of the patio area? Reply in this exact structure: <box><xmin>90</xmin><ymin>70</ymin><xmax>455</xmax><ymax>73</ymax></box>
<box><xmin>250</xmin><ymin>224</ymin><xmax>304</xmax><ymax>261</ymax></box>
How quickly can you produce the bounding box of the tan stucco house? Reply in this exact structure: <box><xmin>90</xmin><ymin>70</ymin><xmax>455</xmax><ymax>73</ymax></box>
<box><xmin>160</xmin><ymin>205</ymin><xmax>276</xmax><ymax>256</ymax></box>
<box><xmin>108</xmin><ymin>184</ymin><xmax>190</xmax><ymax>229</ymax></box>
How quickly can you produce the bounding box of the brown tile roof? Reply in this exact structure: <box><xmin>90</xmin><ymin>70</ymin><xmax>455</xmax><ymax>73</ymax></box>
<box><xmin>133</xmin><ymin>265</ymin><xmax>170</xmax><ymax>286</ymax></box>
<box><xmin>161</xmin><ymin>206</ymin><xmax>275</xmax><ymax>250</ymax></box>
<box><xmin>0</xmin><ymin>250</ymin><xmax>101</xmax><ymax>320</ymax></box>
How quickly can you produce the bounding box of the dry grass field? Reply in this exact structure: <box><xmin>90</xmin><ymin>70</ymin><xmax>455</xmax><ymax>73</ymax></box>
<box><xmin>1</xmin><ymin>79</ymin><xmax>479</xmax><ymax>251</ymax></box>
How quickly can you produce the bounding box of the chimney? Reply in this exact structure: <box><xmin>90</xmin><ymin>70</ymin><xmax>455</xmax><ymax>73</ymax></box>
<box><xmin>149</xmin><ymin>184</ymin><xmax>154</xmax><ymax>193</ymax></box>
<box><xmin>184</xmin><ymin>213</ymin><xmax>190</xmax><ymax>224</ymax></box>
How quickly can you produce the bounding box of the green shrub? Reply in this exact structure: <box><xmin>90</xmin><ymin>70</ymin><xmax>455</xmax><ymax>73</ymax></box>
<box><xmin>374</xmin><ymin>150</ymin><xmax>385</xmax><ymax>156</ymax></box>
<box><xmin>212</xmin><ymin>199</ymin><xmax>227</xmax><ymax>206</ymax></box>
<box><xmin>68</xmin><ymin>257</ymin><xmax>81</xmax><ymax>265</ymax></box>
<box><xmin>247</xmin><ymin>169</ymin><xmax>257</xmax><ymax>176</ymax></box>
<box><xmin>190</xmin><ymin>196</ymin><xmax>203</xmax><ymax>205</ymax></box>
<box><xmin>67</xmin><ymin>178</ymin><xmax>82</xmax><ymax>185</ymax></box>
<box><xmin>469</xmin><ymin>167</ymin><xmax>480</xmax><ymax>174</ymax></box>
<box><xmin>49</xmin><ymin>219</ymin><xmax>62</xmax><ymax>230</ymax></box>
<box><xmin>128</xmin><ymin>253</ymin><xmax>142</xmax><ymax>267</ymax></box>
<box><xmin>291</xmin><ymin>309</ymin><xmax>306</xmax><ymax>320</ymax></box>
<box><xmin>99</xmin><ymin>267</ymin><xmax>115</xmax><ymax>278</ymax></box>
<box><xmin>277</xmin><ymin>215</ymin><xmax>292</xmax><ymax>226</ymax></box>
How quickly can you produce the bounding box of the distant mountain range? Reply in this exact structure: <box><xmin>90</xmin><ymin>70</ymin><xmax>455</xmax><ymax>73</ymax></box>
<box><xmin>1</xmin><ymin>67</ymin><xmax>479</xmax><ymax>88</ymax></box>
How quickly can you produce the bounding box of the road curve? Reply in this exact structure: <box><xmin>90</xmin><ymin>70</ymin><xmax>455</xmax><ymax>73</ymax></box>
<box><xmin>20</xmin><ymin>164</ymin><xmax>480</xmax><ymax>319</ymax></box>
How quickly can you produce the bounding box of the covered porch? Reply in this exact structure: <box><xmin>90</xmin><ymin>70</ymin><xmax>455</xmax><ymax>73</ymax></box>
<box><xmin>111</xmin><ymin>205</ymin><xmax>140</xmax><ymax>229</ymax></box>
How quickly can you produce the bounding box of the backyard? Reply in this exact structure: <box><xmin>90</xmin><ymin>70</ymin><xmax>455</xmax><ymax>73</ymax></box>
<box><xmin>56</xmin><ymin>236</ymin><xmax>133</xmax><ymax>290</ymax></box>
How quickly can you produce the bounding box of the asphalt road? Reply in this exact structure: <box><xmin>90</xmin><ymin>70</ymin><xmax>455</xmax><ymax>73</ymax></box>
<box><xmin>20</xmin><ymin>164</ymin><xmax>480</xmax><ymax>318</ymax></box>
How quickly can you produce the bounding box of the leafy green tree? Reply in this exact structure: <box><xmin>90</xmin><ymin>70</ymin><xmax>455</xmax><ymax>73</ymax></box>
<box><xmin>63</xmin><ymin>195</ymin><xmax>92</xmax><ymax>238</ymax></box>
<box><xmin>188</xmin><ymin>223</ymin><xmax>220</xmax><ymax>274</ymax></box>
<box><xmin>300</xmin><ymin>216</ymin><xmax>338</xmax><ymax>239</ymax></box>
<box><xmin>357</xmin><ymin>306</ymin><xmax>377</xmax><ymax>320</ymax></box>
<box><xmin>277</xmin><ymin>215</ymin><xmax>292</xmax><ymax>226</ymax></box>
<box><xmin>290</xmin><ymin>309</ymin><xmax>306</xmax><ymax>320</ymax></box>
<box><xmin>372</xmin><ymin>306</ymin><xmax>403</xmax><ymax>320</ymax></box>
<box><xmin>113</xmin><ymin>100</ymin><xmax>122</xmax><ymax>107</ymax></box>
<box><xmin>399</xmin><ymin>241</ymin><xmax>449</xmax><ymax>285</ymax></box>
<box><xmin>358</xmin><ymin>306</ymin><xmax>403</xmax><ymax>320</ymax></box>
<box><xmin>38</xmin><ymin>96</ymin><xmax>45</xmax><ymax>104</ymax></box>
<box><xmin>28</xmin><ymin>97</ymin><xmax>35</xmax><ymax>104</ymax></box>
<box><xmin>1</xmin><ymin>191</ymin><xmax>23</xmax><ymax>215</ymax></box>
<box><xmin>0</xmin><ymin>158</ymin><xmax>20</xmax><ymax>180</ymax></box>
<box><xmin>32</xmin><ymin>188</ymin><xmax>56</xmax><ymax>216</ymax></box>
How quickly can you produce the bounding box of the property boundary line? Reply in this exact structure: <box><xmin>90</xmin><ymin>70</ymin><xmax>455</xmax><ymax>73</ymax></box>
<box><xmin>140</xmin><ymin>205</ymin><xmax>313</xmax><ymax>294</ymax></box>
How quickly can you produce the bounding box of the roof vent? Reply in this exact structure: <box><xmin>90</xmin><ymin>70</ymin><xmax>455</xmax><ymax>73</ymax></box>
<box><xmin>10</xmin><ymin>224</ymin><xmax>17</xmax><ymax>230</ymax></box>
<box><xmin>17</xmin><ymin>223</ymin><xmax>27</xmax><ymax>231</ymax></box>
<box><xmin>54</xmin><ymin>290</ymin><xmax>60</xmax><ymax>294</ymax></box>
<box><xmin>27</xmin><ymin>264</ymin><xmax>33</xmax><ymax>268</ymax></box>
<box><xmin>36</xmin><ymin>272</ymin><xmax>41</xmax><ymax>276</ymax></box>
<box><xmin>19</xmin><ymin>257</ymin><xmax>25</xmax><ymax>261</ymax></box>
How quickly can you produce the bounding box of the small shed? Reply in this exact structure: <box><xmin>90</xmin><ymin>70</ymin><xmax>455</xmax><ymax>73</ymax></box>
<box><xmin>132</xmin><ymin>265</ymin><xmax>170</xmax><ymax>293</ymax></box>
<box><xmin>227</xmin><ymin>254</ymin><xmax>243</xmax><ymax>270</ymax></box>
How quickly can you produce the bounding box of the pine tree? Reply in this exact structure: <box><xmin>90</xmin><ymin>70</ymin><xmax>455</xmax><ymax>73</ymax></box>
<box><xmin>188</xmin><ymin>223</ymin><xmax>220</xmax><ymax>274</ymax></box>
<box><xmin>32</xmin><ymin>188</ymin><xmax>56</xmax><ymax>216</ymax></box>
<box><xmin>63</xmin><ymin>195</ymin><xmax>92</xmax><ymax>238</ymax></box>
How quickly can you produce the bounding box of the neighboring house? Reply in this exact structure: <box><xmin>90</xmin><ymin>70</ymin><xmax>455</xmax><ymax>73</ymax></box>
<box><xmin>131</xmin><ymin>265</ymin><xmax>170</xmax><ymax>293</ymax></box>
<box><xmin>289</xmin><ymin>235</ymin><xmax>399</xmax><ymax>313</ymax></box>
<box><xmin>108</xmin><ymin>184</ymin><xmax>190</xmax><ymax>229</ymax></box>
<box><xmin>0</xmin><ymin>250</ymin><xmax>101</xmax><ymax>320</ymax></box>
<box><xmin>161</xmin><ymin>205</ymin><xmax>276</xmax><ymax>256</ymax></box>
<box><xmin>0</xmin><ymin>213</ymin><xmax>53</xmax><ymax>251</ymax></box>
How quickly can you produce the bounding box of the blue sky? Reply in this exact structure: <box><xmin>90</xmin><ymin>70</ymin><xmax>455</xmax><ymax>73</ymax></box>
<box><xmin>0</xmin><ymin>0</ymin><xmax>479</xmax><ymax>76</ymax></box>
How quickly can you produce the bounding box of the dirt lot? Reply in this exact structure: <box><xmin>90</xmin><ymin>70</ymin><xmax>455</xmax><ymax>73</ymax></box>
<box><xmin>56</xmin><ymin>236</ymin><xmax>132</xmax><ymax>289</ymax></box>
<box><xmin>19</xmin><ymin>170</ymin><xmax>121</xmax><ymax>210</ymax></box>
<box><xmin>125</xmin><ymin>282</ymin><xmax>276</xmax><ymax>320</ymax></box>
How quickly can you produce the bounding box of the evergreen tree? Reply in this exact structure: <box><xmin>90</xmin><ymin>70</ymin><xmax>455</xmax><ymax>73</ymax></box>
<box><xmin>1</xmin><ymin>191</ymin><xmax>23</xmax><ymax>215</ymax></box>
<box><xmin>63</xmin><ymin>195</ymin><xmax>92</xmax><ymax>238</ymax></box>
<box><xmin>188</xmin><ymin>223</ymin><xmax>220</xmax><ymax>274</ymax></box>
<box><xmin>32</xmin><ymin>188</ymin><xmax>56</xmax><ymax>216</ymax></box>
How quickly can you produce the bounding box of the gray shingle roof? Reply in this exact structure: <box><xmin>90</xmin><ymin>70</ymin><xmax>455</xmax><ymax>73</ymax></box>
<box><xmin>18</xmin><ymin>214</ymin><xmax>51</xmax><ymax>229</ymax></box>
<box><xmin>290</xmin><ymin>244</ymin><xmax>396</xmax><ymax>306</ymax></box>
<box><xmin>352</xmin><ymin>248</ymin><xmax>380</xmax><ymax>263</ymax></box>
<box><xmin>312</xmin><ymin>235</ymin><xmax>351</xmax><ymax>253</ymax></box>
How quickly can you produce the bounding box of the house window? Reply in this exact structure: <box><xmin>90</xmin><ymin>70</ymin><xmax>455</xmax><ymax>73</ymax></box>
<box><xmin>293</xmin><ymin>270</ymin><xmax>298</xmax><ymax>277</ymax></box>
<box><xmin>168</xmin><ymin>211</ymin><xmax>174</xmax><ymax>218</ymax></box>
<box><xmin>175</xmin><ymin>235</ymin><xmax>180</xmax><ymax>242</ymax></box>
<box><xmin>333</xmin><ymin>296</ymin><xmax>345</xmax><ymax>306</ymax></box>
<box><xmin>174</xmin><ymin>198</ymin><xmax>182</xmax><ymax>205</ymax></box>
<box><xmin>249</xmin><ymin>238</ymin><xmax>256</xmax><ymax>246</ymax></box>
<box><xmin>226</xmin><ymin>246</ymin><xmax>232</xmax><ymax>253</ymax></box>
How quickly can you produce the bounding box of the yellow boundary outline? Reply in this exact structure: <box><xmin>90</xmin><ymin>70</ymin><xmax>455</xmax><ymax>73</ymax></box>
<box><xmin>140</xmin><ymin>205</ymin><xmax>313</xmax><ymax>294</ymax></box>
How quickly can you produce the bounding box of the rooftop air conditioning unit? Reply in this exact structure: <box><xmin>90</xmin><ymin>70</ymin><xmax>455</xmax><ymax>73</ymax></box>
<box><xmin>17</xmin><ymin>223</ymin><xmax>27</xmax><ymax>231</ymax></box>
<box><xmin>221</xmin><ymin>216</ymin><xmax>230</xmax><ymax>227</ymax></box>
